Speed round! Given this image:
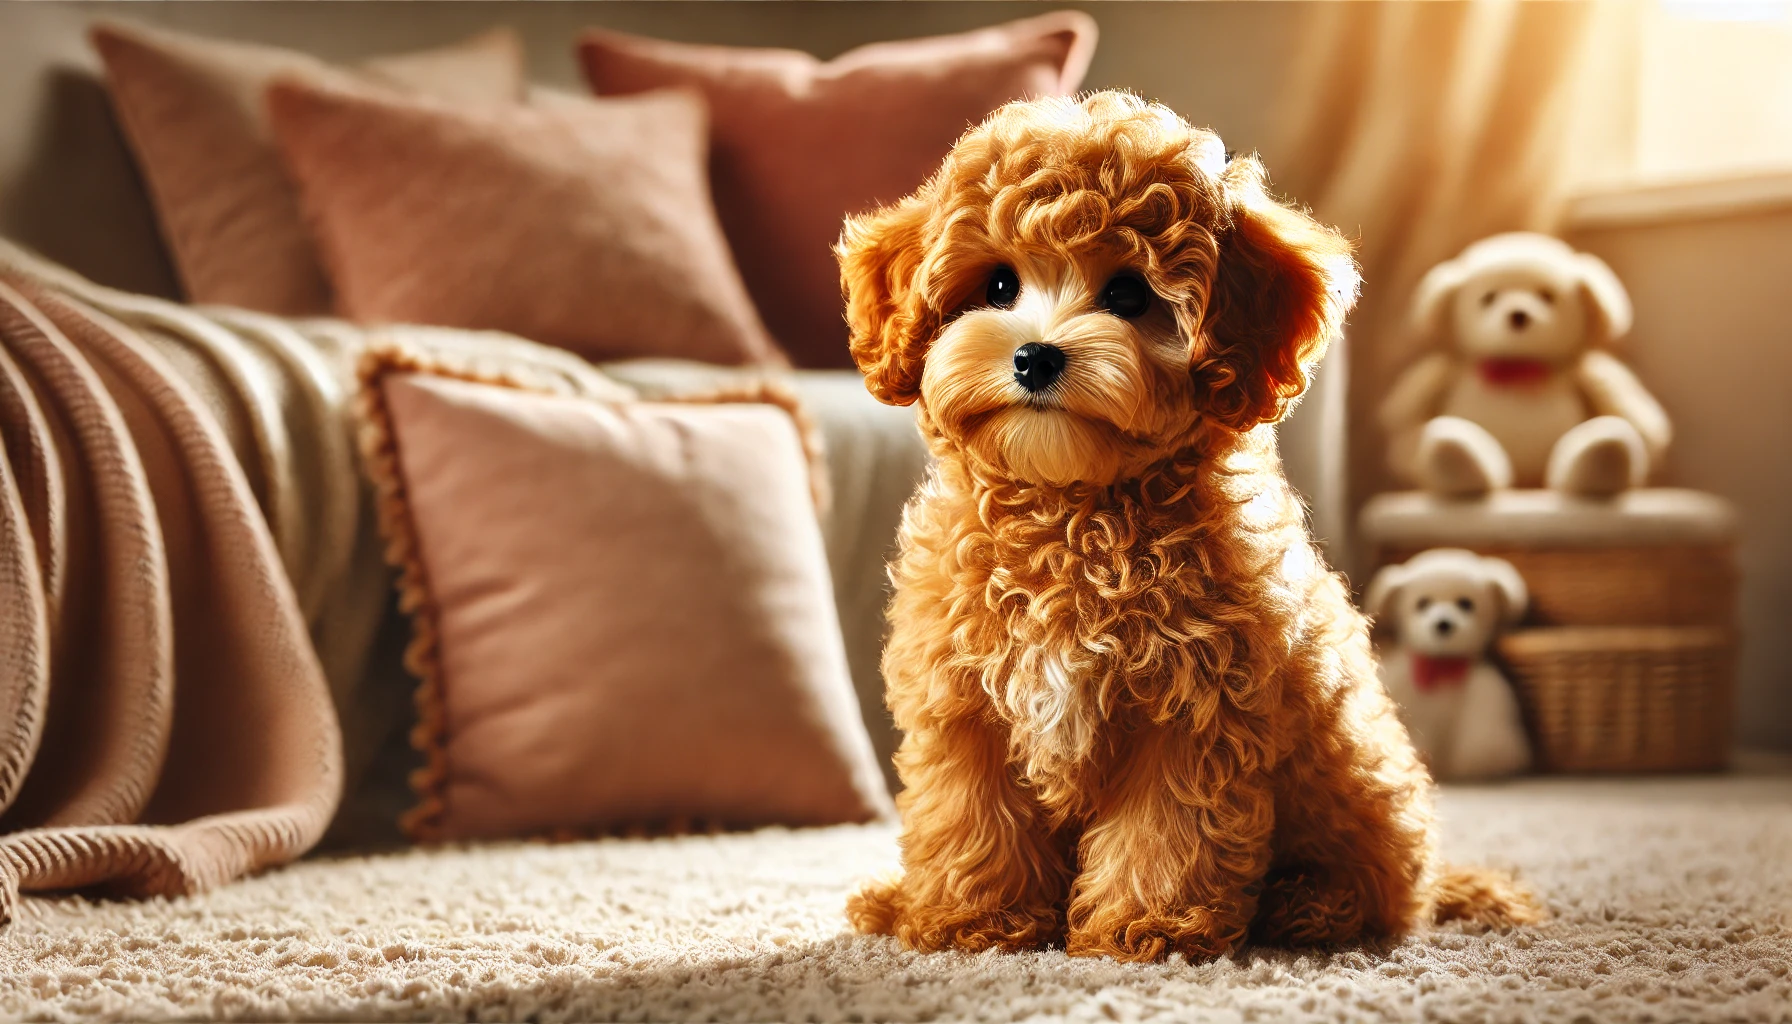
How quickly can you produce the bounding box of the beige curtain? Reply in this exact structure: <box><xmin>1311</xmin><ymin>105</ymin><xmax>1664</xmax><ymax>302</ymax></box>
<box><xmin>1264</xmin><ymin>0</ymin><xmax>1630</xmax><ymax>536</ymax></box>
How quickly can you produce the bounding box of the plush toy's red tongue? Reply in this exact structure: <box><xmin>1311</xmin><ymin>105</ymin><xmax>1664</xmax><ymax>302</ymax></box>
<box><xmin>1477</xmin><ymin>357</ymin><xmax>1552</xmax><ymax>386</ymax></box>
<box><xmin>1411</xmin><ymin>654</ymin><xmax>1472</xmax><ymax>693</ymax></box>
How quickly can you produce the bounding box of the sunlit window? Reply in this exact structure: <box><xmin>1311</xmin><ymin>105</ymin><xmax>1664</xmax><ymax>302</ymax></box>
<box><xmin>1632</xmin><ymin>0</ymin><xmax>1792</xmax><ymax>181</ymax></box>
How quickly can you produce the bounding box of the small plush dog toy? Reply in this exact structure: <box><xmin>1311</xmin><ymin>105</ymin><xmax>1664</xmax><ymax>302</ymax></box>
<box><xmin>1366</xmin><ymin>549</ymin><xmax>1532</xmax><ymax>780</ymax></box>
<box><xmin>1380</xmin><ymin>233</ymin><xmax>1671</xmax><ymax>497</ymax></box>
<box><xmin>839</xmin><ymin>92</ymin><xmax>1536</xmax><ymax>963</ymax></box>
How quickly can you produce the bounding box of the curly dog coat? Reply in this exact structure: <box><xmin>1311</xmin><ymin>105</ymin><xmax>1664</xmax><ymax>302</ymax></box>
<box><xmin>837</xmin><ymin>91</ymin><xmax>1537</xmax><ymax>963</ymax></box>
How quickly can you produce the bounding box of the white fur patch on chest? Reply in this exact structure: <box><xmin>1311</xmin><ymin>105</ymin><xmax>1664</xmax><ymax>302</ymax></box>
<box><xmin>1000</xmin><ymin>645</ymin><xmax>1096</xmax><ymax>779</ymax></box>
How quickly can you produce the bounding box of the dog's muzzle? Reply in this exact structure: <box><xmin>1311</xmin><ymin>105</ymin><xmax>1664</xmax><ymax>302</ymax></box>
<box><xmin>1013</xmin><ymin>343</ymin><xmax>1066</xmax><ymax>393</ymax></box>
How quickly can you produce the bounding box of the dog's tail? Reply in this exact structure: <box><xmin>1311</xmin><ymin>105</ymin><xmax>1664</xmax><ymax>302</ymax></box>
<box><xmin>1429</xmin><ymin>865</ymin><xmax>1544</xmax><ymax>927</ymax></box>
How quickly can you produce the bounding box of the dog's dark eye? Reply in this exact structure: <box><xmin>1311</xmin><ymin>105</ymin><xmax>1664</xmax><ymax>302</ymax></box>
<box><xmin>1480</xmin><ymin>291</ymin><xmax>1497</xmax><ymax>308</ymax></box>
<box><xmin>1456</xmin><ymin>597</ymin><xmax>1475</xmax><ymax>612</ymax></box>
<box><xmin>1098</xmin><ymin>274</ymin><xmax>1152</xmax><ymax>318</ymax></box>
<box><xmin>1416</xmin><ymin>596</ymin><xmax>1433</xmax><ymax>611</ymax></box>
<box><xmin>1538</xmin><ymin>288</ymin><xmax>1555</xmax><ymax>304</ymax></box>
<box><xmin>986</xmin><ymin>266</ymin><xmax>1020</xmax><ymax>309</ymax></box>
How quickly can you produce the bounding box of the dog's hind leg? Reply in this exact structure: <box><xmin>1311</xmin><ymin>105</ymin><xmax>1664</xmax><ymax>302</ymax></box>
<box><xmin>1250</xmin><ymin>864</ymin><xmax>1371</xmax><ymax>947</ymax></box>
<box><xmin>1256</xmin><ymin>600</ymin><xmax>1437</xmax><ymax>946</ymax></box>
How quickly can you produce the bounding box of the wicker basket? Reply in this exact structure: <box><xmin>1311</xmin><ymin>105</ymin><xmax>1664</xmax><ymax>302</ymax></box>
<box><xmin>1379</xmin><ymin>543</ymin><xmax>1736</xmax><ymax>627</ymax></box>
<box><xmin>1497</xmin><ymin>626</ymin><xmax>1736</xmax><ymax>772</ymax></box>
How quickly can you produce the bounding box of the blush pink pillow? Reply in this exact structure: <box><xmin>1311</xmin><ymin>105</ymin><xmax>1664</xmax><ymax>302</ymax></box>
<box><xmin>90</xmin><ymin>21</ymin><xmax>527</xmax><ymax>316</ymax></box>
<box><xmin>356</xmin><ymin>348</ymin><xmax>892</xmax><ymax>841</ymax></box>
<box><xmin>577</xmin><ymin>12</ymin><xmax>1097</xmax><ymax>368</ymax></box>
<box><xmin>266</xmin><ymin>76</ymin><xmax>784</xmax><ymax>367</ymax></box>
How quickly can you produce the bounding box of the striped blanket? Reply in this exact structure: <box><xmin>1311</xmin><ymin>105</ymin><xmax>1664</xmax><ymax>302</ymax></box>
<box><xmin>0</xmin><ymin>240</ymin><xmax>621</xmax><ymax>923</ymax></box>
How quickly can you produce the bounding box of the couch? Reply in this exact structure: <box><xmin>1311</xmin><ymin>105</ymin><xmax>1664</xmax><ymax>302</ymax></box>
<box><xmin>0</xmin><ymin>0</ymin><xmax>1356</xmax><ymax>825</ymax></box>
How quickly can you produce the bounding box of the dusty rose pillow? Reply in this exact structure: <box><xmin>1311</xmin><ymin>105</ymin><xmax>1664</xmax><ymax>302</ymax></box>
<box><xmin>356</xmin><ymin>348</ymin><xmax>892</xmax><ymax>841</ymax></box>
<box><xmin>90</xmin><ymin>20</ymin><xmax>526</xmax><ymax>316</ymax></box>
<box><xmin>266</xmin><ymin>77</ymin><xmax>784</xmax><ymax>367</ymax></box>
<box><xmin>577</xmin><ymin>12</ymin><xmax>1097</xmax><ymax>367</ymax></box>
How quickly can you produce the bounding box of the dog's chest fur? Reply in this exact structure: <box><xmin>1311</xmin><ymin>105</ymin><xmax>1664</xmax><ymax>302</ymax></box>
<box><xmin>999</xmin><ymin>640</ymin><xmax>1099</xmax><ymax>783</ymax></box>
<box><xmin>887</xmin><ymin>445</ymin><xmax>1307</xmax><ymax>807</ymax></box>
<box><xmin>930</xmin><ymin>493</ymin><xmax>1161</xmax><ymax>788</ymax></box>
<box><xmin>955</xmin><ymin>481</ymin><xmax>1282</xmax><ymax>789</ymax></box>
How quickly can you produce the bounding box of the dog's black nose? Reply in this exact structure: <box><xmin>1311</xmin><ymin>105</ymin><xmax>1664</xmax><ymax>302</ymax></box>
<box><xmin>1013</xmin><ymin>343</ymin><xmax>1066</xmax><ymax>393</ymax></box>
<box><xmin>1508</xmin><ymin>309</ymin><xmax>1531</xmax><ymax>330</ymax></box>
<box><xmin>1434</xmin><ymin>620</ymin><xmax>1456</xmax><ymax>636</ymax></box>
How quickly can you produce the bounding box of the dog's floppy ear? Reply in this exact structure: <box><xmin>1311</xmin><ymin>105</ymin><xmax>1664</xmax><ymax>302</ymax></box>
<box><xmin>1573</xmin><ymin>251</ymin><xmax>1632</xmax><ymax>344</ymax></box>
<box><xmin>1409</xmin><ymin>257</ymin><xmax>1472</xmax><ymax>345</ymax></box>
<box><xmin>1363</xmin><ymin>563</ymin><xmax>1407</xmax><ymax>625</ymax></box>
<box><xmin>838</xmin><ymin>195</ymin><xmax>939</xmax><ymax>406</ymax></box>
<box><xmin>1199</xmin><ymin>157</ymin><xmax>1359</xmax><ymax>430</ymax></box>
<box><xmin>1480</xmin><ymin>555</ymin><xmax>1529</xmax><ymax>626</ymax></box>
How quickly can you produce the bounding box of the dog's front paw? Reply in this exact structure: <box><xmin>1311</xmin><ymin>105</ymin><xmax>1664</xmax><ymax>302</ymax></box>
<box><xmin>907</xmin><ymin>905</ymin><xmax>1064</xmax><ymax>954</ymax></box>
<box><xmin>1066</xmin><ymin>905</ymin><xmax>1247</xmax><ymax>963</ymax></box>
<box><xmin>845</xmin><ymin>876</ymin><xmax>904</xmax><ymax>936</ymax></box>
<box><xmin>849</xmin><ymin>878</ymin><xmax>1063</xmax><ymax>952</ymax></box>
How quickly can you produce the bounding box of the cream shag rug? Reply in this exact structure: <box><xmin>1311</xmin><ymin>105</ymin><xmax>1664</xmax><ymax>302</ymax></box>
<box><xmin>3</xmin><ymin>773</ymin><xmax>1790</xmax><ymax>1023</ymax></box>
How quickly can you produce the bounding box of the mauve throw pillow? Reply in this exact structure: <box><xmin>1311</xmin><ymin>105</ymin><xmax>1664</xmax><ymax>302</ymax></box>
<box><xmin>90</xmin><ymin>21</ymin><xmax>526</xmax><ymax>316</ymax></box>
<box><xmin>577</xmin><ymin>12</ymin><xmax>1098</xmax><ymax>367</ymax></box>
<box><xmin>356</xmin><ymin>348</ymin><xmax>892</xmax><ymax>841</ymax></box>
<box><xmin>267</xmin><ymin>78</ymin><xmax>785</xmax><ymax>367</ymax></box>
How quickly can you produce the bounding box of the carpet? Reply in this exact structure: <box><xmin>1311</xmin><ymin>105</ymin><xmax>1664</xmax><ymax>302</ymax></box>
<box><xmin>3</xmin><ymin>771</ymin><xmax>1790</xmax><ymax>1023</ymax></box>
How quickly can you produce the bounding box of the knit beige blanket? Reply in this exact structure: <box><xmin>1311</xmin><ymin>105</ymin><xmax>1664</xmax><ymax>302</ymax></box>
<box><xmin>0</xmin><ymin>241</ymin><xmax>618</xmax><ymax>924</ymax></box>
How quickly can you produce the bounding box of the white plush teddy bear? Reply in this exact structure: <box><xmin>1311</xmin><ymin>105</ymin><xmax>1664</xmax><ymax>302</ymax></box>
<box><xmin>1381</xmin><ymin>233</ymin><xmax>1671</xmax><ymax>498</ymax></box>
<box><xmin>1366</xmin><ymin>548</ymin><xmax>1532</xmax><ymax>780</ymax></box>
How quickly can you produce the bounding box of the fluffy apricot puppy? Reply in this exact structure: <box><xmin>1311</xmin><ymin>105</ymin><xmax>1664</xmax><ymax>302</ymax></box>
<box><xmin>839</xmin><ymin>92</ymin><xmax>1537</xmax><ymax>963</ymax></box>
